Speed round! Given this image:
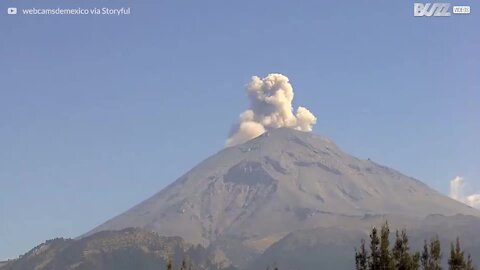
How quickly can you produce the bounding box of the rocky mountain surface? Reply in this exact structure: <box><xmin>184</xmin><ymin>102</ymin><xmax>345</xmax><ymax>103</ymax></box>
<box><xmin>84</xmin><ymin>128</ymin><xmax>480</xmax><ymax>268</ymax></box>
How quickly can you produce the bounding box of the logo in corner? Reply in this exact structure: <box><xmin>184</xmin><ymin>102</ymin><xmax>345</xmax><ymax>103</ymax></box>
<box><xmin>414</xmin><ymin>3</ymin><xmax>451</xmax><ymax>16</ymax></box>
<box><xmin>7</xmin><ymin>7</ymin><xmax>17</xmax><ymax>15</ymax></box>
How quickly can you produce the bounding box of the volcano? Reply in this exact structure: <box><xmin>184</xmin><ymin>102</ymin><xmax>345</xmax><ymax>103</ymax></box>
<box><xmin>86</xmin><ymin>128</ymin><xmax>480</xmax><ymax>268</ymax></box>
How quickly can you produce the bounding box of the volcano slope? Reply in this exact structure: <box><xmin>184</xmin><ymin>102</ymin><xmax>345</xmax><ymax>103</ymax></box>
<box><xmin>86</xmin><ymin>128</ymin><xmax>480</xmax><ymax>268</ymax></box>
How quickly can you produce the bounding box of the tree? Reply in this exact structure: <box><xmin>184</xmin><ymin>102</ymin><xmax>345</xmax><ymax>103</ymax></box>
<box><xmin>355</xmin><ymin>226</ymin><xmax>475</xmax><ymax>270</ymax></box>
<box><xmin>449</xmin><ymin>238</ymin><xmax>465</xmax><ymax>270</ymax></box>
<box><xmin>421</xmin><ymin>237</ymin><xmax>442</xmax><ymax>270</ymax></box>
<box><xmin>369</xmin><ymin>227</ymin><xmax>381</xmax><ymax>270</ymax></box>
<box><xmin>448</xmin><ymin>237</ymin><xmax>478</xmax><ymax>270</ymax></box>
<box><xmin>421</xmin><ymin>240</ymin><xmax>430</xmax><ymax>270</ymax></box>
<box><xmin>166</xmin><ymin>258</ymin><xmax>172</xmax><ymax>270</ymax></box>
<box><xmin>355</xmin><ymin>238</ymin><xmax>369</xmax><ymax>270</ymax></box>
<box><xmin>466</xmin><ymin>254</ymin><xmax>475</xmax><ymax>270</ymax></box>
<box><xmin>391</xmin><ymin>229</ymin><xmax>418</xmax><ymax>270</ymax></box>
<box><xmin>411</xmin><ymin>252</ymin><xmax>421</xmax><ymax>270</ymax></box>
<box><xmin>392</xmin><ymin>230</ymin><xmax>406</xmax><ymax>269</ymax></box>
<box><xmin>429</xmin><ymin>237</ymin><xmax>442</xmax><ymax>270</ymax></box>
<box><xmin>380</xmin><ymin>222</ymin><xmax>394</xmax><ymax>270</ymax></box>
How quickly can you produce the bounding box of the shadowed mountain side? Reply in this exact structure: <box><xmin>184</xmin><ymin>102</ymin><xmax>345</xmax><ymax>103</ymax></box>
<box><xmin>1</xmin><ymin>228</ymin><xmax>234</xmax><ymax>270</ymax></box>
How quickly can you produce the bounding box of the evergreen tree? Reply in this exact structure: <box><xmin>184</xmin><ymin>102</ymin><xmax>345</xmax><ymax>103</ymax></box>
<box><xmin>429</xmin><ymin>237</ymin><xmax>442</xmax><ymax>270</ymax></box>
<box><xmin>369</xmin><ymin>227</ymin><xmax>381</xmax><ymax>270</ymax></box>
<box><xmin>421</xmin><ymin>240</ymin><xmax>430</xmax><ymax>270</ymax></box>
<box><xmin>411</xmin><ymin>252</ymin><xmax>421</xmax><ymax>270</ymax></box>
<box><xmin>380</xmin><ymin>222</ymin><xmax>394</xmax><ymax>270</ymax></box>
<box><xmin>355</xmin><ymin>226</ymin><xmax>475</xmax><ymax>270</ymax></box>
<box><xmin>392</xmin><ymin>230</ymin><xmax>404</xmax><ymax>267</ymax></box>
<box><xmin>421</xmin><ymin>237</ymin><xmax>442</xmax><ymax>270</ymax></box>
<box><xmin>392</xmin><ymin>229</ymin><xmax>416</xmax><ymax>270</ymax></box>
<box><xmin>448</xmin><ymin>238</ymin><xmax>465</xmax><ymax>270</ymax></box>
<box><xmin>466</xmin><ymin>254</ymin><xmax>475</xmax><ymax>270</ymax></box>
<box><xmin>355</xmin><ymin>239</ymin><xmax>368</xmax><ymax>270</ymax></box>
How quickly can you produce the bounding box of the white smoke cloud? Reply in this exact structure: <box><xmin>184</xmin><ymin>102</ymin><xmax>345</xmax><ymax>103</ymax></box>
<box><xmin>449</xmin><ymin>176</ymin><xmax>464</xmax><ymax>201</ymax></box>
<box><xmin>226</xmin><ymin>73</ymin><xmax>317</xmax><ymax>146</ymax></box>
<box><xmin>449</xmin><ymin>176</ymin><xmax>480</xmax><ymax>209</ymax></box>
<box><xmin>466</xmin><ymin>194</ymin><xmax>480</xmax><ymax>208</ymax></box>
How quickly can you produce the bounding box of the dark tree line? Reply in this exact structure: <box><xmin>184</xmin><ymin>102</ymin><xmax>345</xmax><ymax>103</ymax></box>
<box><xmin>355</xmin><ymin>222</ymin><xmax>476</xmax><ymax>270</ymax></box>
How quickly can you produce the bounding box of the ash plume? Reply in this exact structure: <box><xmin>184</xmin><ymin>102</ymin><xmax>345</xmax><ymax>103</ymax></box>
<box><xmin>226</xmin><ymin>73</ymin><xmax>317</xmax><ymax>146</ymax></box>
<box><xmin>449</xmin><ymin>176</ymin><xmax>480</xmax><ymax>209</ymax></box>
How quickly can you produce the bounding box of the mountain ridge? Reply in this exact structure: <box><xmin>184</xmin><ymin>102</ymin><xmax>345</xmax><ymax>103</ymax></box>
<box><xmin>1</xmin><ymin>228</ymin><xmax>231</xmax><ymax>270</ymax></box>
<box><xmin>84</xmin><ymin>128</ymin><xmax>480</xmax><ymax>267</ymax></box>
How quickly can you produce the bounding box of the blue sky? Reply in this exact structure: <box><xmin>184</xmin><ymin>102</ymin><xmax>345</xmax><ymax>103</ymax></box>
<box><xmin>0</xmin><ymin>0</ymin><xmax>479</xmax><ymax>259</ymax></box>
